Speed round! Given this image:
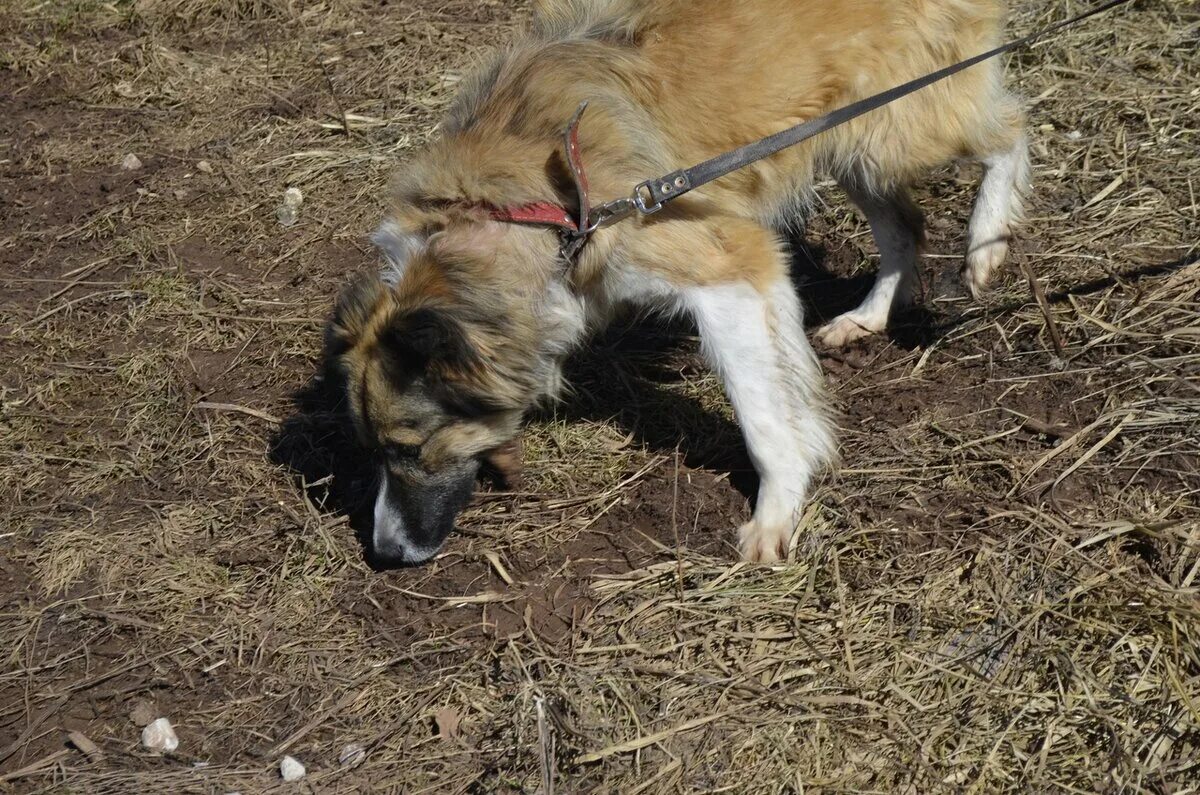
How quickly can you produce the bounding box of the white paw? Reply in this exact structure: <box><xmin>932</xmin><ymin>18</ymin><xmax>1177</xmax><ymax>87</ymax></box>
<box><xmin>738</xmin><ymin>519</ymin><xmax>793</xmax><ymax>564</ymax></box>
<box><xmin>815</xmin><ymin>313</ymin><xmax>884</xmax><ymax>348</ymax></box>
<box><xmin>963</xmin><ymin>233</ymin><xmax>1010</xmax><ymax>300</ymax></box>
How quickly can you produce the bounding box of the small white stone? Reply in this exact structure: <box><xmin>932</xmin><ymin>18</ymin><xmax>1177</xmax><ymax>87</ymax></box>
<box><xmin>279</xmin><ymin>755</ymin><xmax>306</xmax><ymax>782</ymax></box>
<box><xmin>338</xmin><ymin>742</ymin><xmax>366</xmax><ymax>768</ymax></box>
<box><xmin>122</xmin><ymin>154</ymin><xmax>143</xmax><ymax>171</ymax></box>
<box><xmin>140</xmin><ymin>718</ymin><xmax>179</xmax><ymax>754</ymax></box>
<box><xmin>282</xmin><ymin>187</ymin><xmax>304</xmax><ymax>208</ymax></box>
<box><xmin>196</xmin><ymin>160</ymin><xmax>214</xmax><ymax>174</ymax></box>
<box><xmin>276</xmin><ymin>205</ymin><xmax>299</xmax><ymax>227</ymax></box>
<box><xmin>1066</xmin><ymin>130</ymin><xmax>1083</xmax><ymax>141</ymax></box>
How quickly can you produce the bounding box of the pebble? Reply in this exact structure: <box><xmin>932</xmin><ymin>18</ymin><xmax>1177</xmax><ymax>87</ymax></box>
<box><xmin>140</xmin><ymin>718</ymin><xmax>179</xmax><ymax>754</ymax></box>
<box><xmin>338</xmin><ymin>743</ymin><xmax>366</xmax><ymax>768</ymax></box>
<box><xmin>196</xmin><ymin>160</ymin><xmax>214</xmax><ymax>174</ymax></box>
<box><xmin>276</xmin><ymin>205</ymin><xmax>299</xmax><ymax>227</ymax></box>
<box><xmin>128</xmin><ymin>699</ymin><xmax>157</xmax><ymax>727</ymax></box>
<box><xmin>121</xmin><ymin>153</ymin><xmax>143</xmax><ymax>171</ymax></box>
<box><xmin>279</xmin><ymin>755</ymin><xmax>306</xmax><ymax>782</ymax></box>
<box><xmin>276</xmin><ymin>187</ymin><xmax>304</xmax><ymax>227</ymax></box>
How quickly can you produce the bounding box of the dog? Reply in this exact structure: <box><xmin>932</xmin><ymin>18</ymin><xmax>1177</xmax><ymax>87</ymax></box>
<box><xmin>326</xmin><ymin>0</ymin><xmax>1028</xmax><ymax>565</ymax></box>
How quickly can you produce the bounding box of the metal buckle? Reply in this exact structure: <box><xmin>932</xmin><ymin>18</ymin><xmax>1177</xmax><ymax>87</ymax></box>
<box><xmin>634</xmin><ymin>181</ymin><xmax>664</xmax><ymax>214</ymax></box>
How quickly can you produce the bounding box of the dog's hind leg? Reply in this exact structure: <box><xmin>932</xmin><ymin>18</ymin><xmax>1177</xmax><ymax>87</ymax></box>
<box><xmin>815</xmin><ymin>184</ymin><xmax>924</xmax><ymax>348</ymax></box>
<box><xmin>682</xmin><ymin>239</ymin><xmax>837</xmax><ymax>563</ymax></box>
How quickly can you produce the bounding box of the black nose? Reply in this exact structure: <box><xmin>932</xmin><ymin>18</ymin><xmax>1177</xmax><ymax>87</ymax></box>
<box><xmin>371</xmin><ymin>459</ymin><xmax>479</xmax><ymax>568</ymax></box>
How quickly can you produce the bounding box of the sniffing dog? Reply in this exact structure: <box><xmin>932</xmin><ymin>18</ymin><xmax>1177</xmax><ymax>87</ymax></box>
<box><xmin>327</xmin><ymin>0</ymin><xmax>1028</xmax><ymax>565</ymax></box>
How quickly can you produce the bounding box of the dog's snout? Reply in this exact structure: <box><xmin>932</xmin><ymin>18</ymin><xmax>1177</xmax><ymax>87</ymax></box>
<box><xmin>370</xmin><ymin>460</ymin><xmax>479</xmax><ymax>568</ymax></box>
<box><xmin>371</xmin><ymin>476</ymin><xmax>437</xmax><ymax>566</ymax></box>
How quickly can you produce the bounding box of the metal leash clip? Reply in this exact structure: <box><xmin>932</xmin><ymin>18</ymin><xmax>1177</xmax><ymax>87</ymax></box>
<box><xmin>555</xmin><ymin>104</ymin><xmax>696</xmax><ymax>261</ymax></box>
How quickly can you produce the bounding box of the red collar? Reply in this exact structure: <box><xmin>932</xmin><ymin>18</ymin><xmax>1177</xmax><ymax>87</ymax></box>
<box><xmin>463</xmin><ymin>103</ymin><xmax>593</xmax><ymax>249</ymax></box>
<box><xmin>485</xmin><ymin>201</ymin><xmax>579</xmax><ymax>232</ymax></box>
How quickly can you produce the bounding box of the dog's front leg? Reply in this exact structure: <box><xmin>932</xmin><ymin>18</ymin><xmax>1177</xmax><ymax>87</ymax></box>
<box><xmin>683</xmin><ymin>270</ymin><xmax>837</xmax><ymax>563</ymax></box>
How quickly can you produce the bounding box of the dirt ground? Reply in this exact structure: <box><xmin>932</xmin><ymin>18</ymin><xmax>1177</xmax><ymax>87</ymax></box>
<box><xmin>1</xmin><ymin>0</ymin><xmax>1198</xmax><ymax>792</ymax></box>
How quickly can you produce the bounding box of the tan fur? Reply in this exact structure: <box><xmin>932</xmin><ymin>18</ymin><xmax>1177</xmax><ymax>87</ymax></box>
<box><xmin>332</xmin><ymin>0</ymin><xmax>1026</xmax><ymax>563</ymax></box>
<box><xmin>376</xmin><ymin>0</ymin><xmax>1022</xmax><ymax>289</ymax></box>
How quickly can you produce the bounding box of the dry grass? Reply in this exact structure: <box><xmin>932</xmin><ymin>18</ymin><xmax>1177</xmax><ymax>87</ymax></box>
<box><xmin>1</xmin><ymin>0</ymin><xmax>1197</xmax><ymax>792</ymax></box>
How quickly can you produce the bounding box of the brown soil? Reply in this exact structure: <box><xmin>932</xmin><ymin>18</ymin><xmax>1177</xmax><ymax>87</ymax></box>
<box><xmin>1</xmin><ymin>2</ymin><xmax>1198</xmax><ymax>793</ymax></box>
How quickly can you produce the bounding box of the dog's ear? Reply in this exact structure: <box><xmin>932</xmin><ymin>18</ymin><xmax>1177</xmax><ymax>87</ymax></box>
<box><xmin>380</xmin><ymin>307</ymin><xmax>481</xmax><ymax>380</ymax></box>
<box><xmin>327</xmin><ymin>273</ymin><xmax>386</xmax><ymax>358</ymax></box>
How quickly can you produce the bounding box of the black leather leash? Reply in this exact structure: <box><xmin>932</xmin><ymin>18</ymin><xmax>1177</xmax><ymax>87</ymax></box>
<box><xmin>574</xmin><ymin>0</ymin><xmax>1138</xmax><ymax>242</ymax></box>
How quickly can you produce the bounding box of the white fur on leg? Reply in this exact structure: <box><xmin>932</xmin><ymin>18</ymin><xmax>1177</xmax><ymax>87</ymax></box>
<box><xmin>685</xmin><ymin>280</ymin><xmax>836</xmax><ymax>563</ymax></box>
<box><xmin>817</xmin><ymin>187</ymin><xmax>921</xmax><ymax>348</ymax></box>
<box><xmin>965</xmin><ymin>135</ymin><xmax>1029</xmax><ymax>298</ymax></box>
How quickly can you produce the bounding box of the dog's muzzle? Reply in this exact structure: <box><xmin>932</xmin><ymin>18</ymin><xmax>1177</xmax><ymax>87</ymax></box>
<box><xmin>371</xmin><ymin>459</ymin><xmax>479</xmax><ymax>567</ymax></box>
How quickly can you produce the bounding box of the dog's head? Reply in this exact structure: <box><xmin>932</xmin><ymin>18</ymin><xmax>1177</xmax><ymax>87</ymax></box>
<box><xmin>326</xmin><ymin>214</ymin><xmax>560</xmax><ymax>566</ymax></box>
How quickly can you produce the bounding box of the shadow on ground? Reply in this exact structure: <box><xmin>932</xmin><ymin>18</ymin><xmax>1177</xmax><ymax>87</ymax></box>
<box><xmin>267</xmin><ymin>369</ymin><xmax>382</xmax><ymax>558</ymax></box>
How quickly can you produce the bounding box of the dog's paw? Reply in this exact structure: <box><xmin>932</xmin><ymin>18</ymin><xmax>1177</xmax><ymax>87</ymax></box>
<box><xmin>738</xmin><ymin>519</ymin><xmax>793</xmax><ymax>564</ymax></box>
<box><xmin>963</xmin><ymin>235</ymin><xmax>1010</xmax><ymax>300</ymax></box>
<box><xmin>483</xmin><ymin>437</ymin><xmax>524</xmax><ymax>490</ymax></box>
<box><xmin>815</xmin><ymin>313</ymin><xmax>884</xmax><ymax>348</ymax></box>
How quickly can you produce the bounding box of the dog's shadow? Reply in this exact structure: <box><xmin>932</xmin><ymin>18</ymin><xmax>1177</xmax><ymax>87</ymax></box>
<box><xmin>268</xmin><ymin>370</ymin><xmax>380</xmax><ymax>559</ymax></box>
<box><xmin>268</xmin><ymin>235</ymin><xmax>940</xmax><ymax>560</ymax></box>
<box><xmin>553</xmin><ymin>316</ymin><xmax>757</xmax><ymax>496</ymax></box>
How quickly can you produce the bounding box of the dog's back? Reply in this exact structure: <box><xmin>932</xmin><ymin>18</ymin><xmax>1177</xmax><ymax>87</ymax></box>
<box><xmin>425</xmin><ymin>0</ymin><xmax>1019</xmax><ymax>217</ymax></box>
<box><xmin>392</xmin><ymin>0</ymin><xmax>1026</xmax><ymax>329</ymax></box>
